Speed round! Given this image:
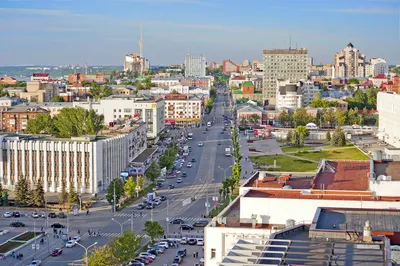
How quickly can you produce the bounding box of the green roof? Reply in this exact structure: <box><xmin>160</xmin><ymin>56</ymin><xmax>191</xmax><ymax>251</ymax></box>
<box><xmin>242</xmin><ymin>81</ymin><xmax>253</xmax><ymax>87</ymax></box>
<box><xmin>254</xmin><ymin>91</ymin><xmax>262</xmax><ymax>94</ymax></box>
<box><xmin>233</xmin><ymin>90</ymin><xmax>243</xmax><ymax>94</ymax></box>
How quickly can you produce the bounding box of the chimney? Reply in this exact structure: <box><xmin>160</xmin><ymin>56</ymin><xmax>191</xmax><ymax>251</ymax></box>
<box><xmin>363</xmin><ymin>220</ymin><xmax>372</xmax><ymax>242</ymax></box>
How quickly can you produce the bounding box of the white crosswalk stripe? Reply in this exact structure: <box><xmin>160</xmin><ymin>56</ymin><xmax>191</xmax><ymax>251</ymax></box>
<box><xmin>113</xmin><ymin>212</ymin><xmax>148</xmax><ymax>218</ymax></box>
<box><xmin>81</xmin><ymin>232</ymin><xmax>147</xmax><ymax>238</ymax></box>
<box><xmin>169</xmin><ymin>217</ymin><xmax>209</xmax><ymax>222</ymax></box>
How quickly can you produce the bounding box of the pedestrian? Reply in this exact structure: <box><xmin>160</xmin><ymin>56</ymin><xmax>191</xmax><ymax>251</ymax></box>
<box><xmin>196</xmin><ymin>251</ymin><xmax>198</xmax><ymax>258</ymax></box>
<box><xmin>11</xmin><ymin>251</ymin><xmax>15</xmax><ymax>259</ymax></box>
<box><xmin>20</xmin><ymin>253</ymin><xmax>23</xmax><ymax>259</ymax></box>
<box><xmin>86</xmin><ymin>209</ymin><xmax>89</xmax><ymax>215</ymax></box>
<box><xmin>77</xmin><ymin>229</ymin><xmax>80</xmax><ymax>235</ymax></box>
<box><xmin>41</xmin><ymin>227</ymin><xmax>43</xmax><ymax>231</ymax></box>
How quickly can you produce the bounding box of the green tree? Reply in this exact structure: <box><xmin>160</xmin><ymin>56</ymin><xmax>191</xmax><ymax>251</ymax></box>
<box><xmin>348</xmin><ymin>78</ymin><xmax>360</xmax><ymax>84</ymax></box>
<box><xmin>143</xmin><ymin>221</ymin><xmax>164</xmax><ymax>242</ymax></box>
<box><xmin>335</xmin><ymin>109</ymin><xmax>347</xmax><ymax>126</ymax></box>
<box><xmin>240</xmin><ymin>117</ymin><xmax>247</xmax><ymax>128</ymax></box>
<box><xmin>293</xmin><ymin>108</ymin><xmax>312</xmax><ymax>126</ymax></box>
<box><xmin>59</xmin><ymin>180</ymin><xmax>68</xmax><ymax>206</ymax></box>
<box><xmin>68</xmin><ymin>183</ymin><xmax>79</xmax><ymax>204</ymax></box>
<box><xmin>15</xmin><ymin>178</ymin><xmax>29</xmax><ymax>205</ymax></box>
<box><xmin>2</xmin><ymin>191</ymin><xmax>9</xmax><ymax>206</ymax></box>
<box><xmin>26</xmin><ymin>182</ymin><xmax>34</xmax><ymax>206</ymax></box>
<box><xmin>286</xmin><ymin>130</ymin><xmax>293</xmax><ymax>143</ymax></box>
<box><xmin>170</xmin><ymin>89</ymin><xmax>180</xmax><ymax>94</ymax></box>
<box><xmin>326</xmin><ymin>130</ymin><xmax>331</xmax><ymax>141</ymax></box>
<box><xmin>106</xmin><ymin>178</ymin><xmax>124</xmax><ymax>205</ymax></box>
<box><xmin>146</xmin><ymin>162</ymin><xmax>161</xmax><ymax>184</ymax></box>
<box><xmin>52</xmin><ymin>95</ymin><xmax>65</xmax><ymax>102</ymax></box>
<box><xmin>109</xmin><ymin>231</ymin><xmax>142</xmax><ymax>263</ymax></box>
<box><xmin>291</xmin><ymin>131</ymin><xmax>301</xmax><ymax>147</ymax></box>
<box><xmin>90</xmin><ymin>84</ymin><xmax>112</xmax><ymax>100</ymax></box>
<box><xmin>33</xmin><ymin>179</ymin><xmax>45</xmax><ymax>207</ymax></box>
<box><xmin>366</xmin><ymin>87</ymin><xmax>378</xmax><ymax>109</ymax></box>
<box><xmin>136</xmin><ymin>176</ymin><xmax>145</xmax><ymax>190</ymax></box>
<box><xmin>249</xmin><ymin>114</ymin><xmax>260</xmax><ymax>125</ymax></box>
<box><xmin>123</xmin><ymin>176</ymin><xmax>136</xmax><ymax>198</ymax></box>
<box><xmin>25</xmin><ymin>113</ymin><xmax>55</xmax><ymax>134</ymax></box>
<box><xmin>295</xmin><ymin>126</ymin><xmax>310</xmax><ymax>147</ymax></box>
<box><xmin>323</xmin><ymin>108</ymin><xmax>336</xmax><ymax>127</ymax></box>
<box><xmin>279</xmin><ymin>110</ymin><xmax>289</xmax><ymax>126</ymax></box>
<box><xmin>331</xmin><ymin>127</ymin><xmax>346</xmax><ymax>147</ymax></box>
<box><xmin>87</xmin><ymin>245</ymin><xmax>117</xmax><ymax>266</ymax></box>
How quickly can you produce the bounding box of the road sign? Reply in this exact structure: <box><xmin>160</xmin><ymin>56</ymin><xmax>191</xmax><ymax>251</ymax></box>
<box><xmin>214</xmin><ymin>201</ymin><xmax>219</xmax><ymax>207</ymax></box>
<box><xmin>166</xmin><ymin>217</ymin><xmax>169</xmax><ymax>222</ymax></box>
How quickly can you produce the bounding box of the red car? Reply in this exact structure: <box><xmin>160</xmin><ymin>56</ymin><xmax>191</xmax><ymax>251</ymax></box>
<box><xmin>138</xmin><ymin>256</ymin><xmax>153</xmax><ymax>263</ymax></box>
<box><xmin>51</xmin><ymin>248</ymin><xmax>63</xmax><ymax>256</ymax></box>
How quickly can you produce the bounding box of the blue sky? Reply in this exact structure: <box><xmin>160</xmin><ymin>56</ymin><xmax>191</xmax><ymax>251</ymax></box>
<box><xmin>0</xmin><ymin>0</ymin><xmax>399</xmax><ymax>66</ymax></box>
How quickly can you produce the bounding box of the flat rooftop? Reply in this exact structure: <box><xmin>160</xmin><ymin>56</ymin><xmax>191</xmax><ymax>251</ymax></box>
<box><xmin>244</xmin><ymin>172</ymin><xmax>313</xmax><ymax>189</ymax></box>
<box><xmin>131</xmin><ymin>148</ymin><xmax>157</xmax><ymax>163</ymax></box>
<box><xmin>315</xmin><ymin>207</ymin><xmax>400</xmax><ymax>233</ymax></box>
<box><xmin>374</xmin><ymin>161</ymin><xmax>400</xmax><ymax>181</ymax></box>
<box><xmin>220</xmin><ymin>225</ymin><xmax>385</xmax><ymax>266</ymax></box>
<box><xmin>311</xmin><ymin>160</ymin><xmax>370</xmax><ymax>191</ymax></box>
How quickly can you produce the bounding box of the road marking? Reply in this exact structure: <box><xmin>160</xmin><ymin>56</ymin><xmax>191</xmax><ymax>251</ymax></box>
<box><xmin>81</xmin><ymin>232</ymin><xmax>146</xmax><ymax>238</ymax></box>
<box><xmin>113</xmin><ymin>212</ymin><xmax>148</xmax><ymax>218</ymax></box>
<box><xmin>169</xmin><ymin>217</ymin><xmax>209</xmax><ymax>222</ymax></box>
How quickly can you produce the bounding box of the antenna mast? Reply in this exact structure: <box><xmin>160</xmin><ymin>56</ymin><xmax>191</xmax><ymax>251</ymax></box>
<box><xmin>139</xmin><ymin>23</ymin><xmax>143</xmax><ymax>57</ymax></box>
<box><xmin>289</xmin><ymin>31</ymin><xmax>292</xmax><ymax>50</ymax></box>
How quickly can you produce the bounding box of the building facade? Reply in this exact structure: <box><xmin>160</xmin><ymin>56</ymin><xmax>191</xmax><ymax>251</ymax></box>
<box><xmin>222</xmin><ymin>59</ymin><xmax>239</xmax><ymax>74</ymax></box>
<box><xmin>184</xmin><ymin>51</ymin><xmax>206</xmax><ymax>77</ymax></box>
<box><xmin>370</xmin><ymin>58</ymin><xmax>388</xmax><ymax>77</ymax></box>
<box><xmin>0</xmin><ymin>106</ymin><xmax>48</xmax><ymax>132</ymax></box>
<box><xmin>301</xmin><ymin>81</ymin><xmax>320</xmax><ymax>106</ymax></box>
<box><xmin>31</xmin><ymin>73</ymin><xmax>50</xmax><ymax>82</ymax></box>
<box><xmin>377</xmin><ymin>92</ymin><xmax>400</xmax><ymax>148</ymax></box>
<box><xmin>164</xmin><ymin>94</ymin><xmax>203</xmax><ymax>126</ymax></box>
<box><xmin>263</xmin><ymin>49</ymin><xmax>309</xmax><ymax>106</ymax></box>
<box><xmin>124</xmin><ymin>53</ymin><xmax>149</xmax><ymax>75</ymax></box>
<box><xmin>73</xmin><ymin>96</ymin><xmax>165</xmax><ymax>140</ymax></box>
<box><xmin>20</xmin><ymin>81</ymin><xmax>58</xmax><ymax>103</ymax></box>
<box><xmin>275</xmin><ymin>80</ymin><xmax>303</xmax><ymax>110</ymax></box>
<box><xmin>334</xmin><ymin>43</ymin><xmax>366</xmax><ymax>78</ymax></box>
<box><xmin>180</xmin><ymin>77</ymin><xmax>211</xmax><ymax>88</ymax></box>
<box><xmin>0</xmin><ymin>122</ymin><xmax>147</xmax><ymax>194</ymax></box>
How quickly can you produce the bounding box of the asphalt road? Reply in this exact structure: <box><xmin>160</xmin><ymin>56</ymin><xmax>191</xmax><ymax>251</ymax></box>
<box><xmin>0</xmin><ymin>88</ymin><xmax>233</xmax><ymax>266</ymax></box>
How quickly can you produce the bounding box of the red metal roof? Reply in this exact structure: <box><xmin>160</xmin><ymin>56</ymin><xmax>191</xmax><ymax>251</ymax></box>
<box><xmin>32</xmin><ymin>73</ymin><xmax>50</xmax><ymax>77</ymax></box>
<box><xmin>373</xmin><ymin>74</ymin><xmax>386</xmax><ymax>79</ymax></box>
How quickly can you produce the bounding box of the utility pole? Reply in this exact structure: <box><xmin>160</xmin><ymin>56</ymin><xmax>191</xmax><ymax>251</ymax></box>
<box><xmin>113</xmin><ymin>182</ymin><xmax>116</xmax><ymax>213</ymax></box>
<box><xmin>166</xmin><ymin>200</ymin><xmax>169</xmax><ymax>236</ymax></box>
<box><xmin>151</xmin><ymin>207</ymin><xmax>153</xmax><ymax>222</ymax></box>
<box><xmin>206</xmin><ymin>183</ymin><xmax>209</xmax><ymax>216</ymax></box>
<box><xmin>131</xmin><ymin>213</ymin><xmax>134</xmax><ymax>232</ymax></box>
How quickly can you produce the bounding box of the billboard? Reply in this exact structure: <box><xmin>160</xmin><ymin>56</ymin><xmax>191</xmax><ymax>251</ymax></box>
<box><xmin>120</xmin><ymin>171</ymin><xmax>129</xmax><ymax>179</ymax></box>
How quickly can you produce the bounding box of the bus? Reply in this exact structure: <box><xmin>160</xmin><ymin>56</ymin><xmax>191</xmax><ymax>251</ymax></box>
<box><xmin>187</xmin><ymin>132</ymin><xmax>193</xmax><ymax>140</ymax></box>
<box><xmin>183</xmin><ymin>146</ymin><xmax>189</xmax><ymax>156</ymax></box>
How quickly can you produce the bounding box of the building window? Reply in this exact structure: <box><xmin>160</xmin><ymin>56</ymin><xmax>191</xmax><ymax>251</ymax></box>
<box><xmin>211</xmin><ymin>248</ymin><xmax>216</xmax><ymax>259</ymax></box>
<box><xmin>124</xmin><ymin>108</ymin><xmax>132</xmax><ymax>113</ymax></box>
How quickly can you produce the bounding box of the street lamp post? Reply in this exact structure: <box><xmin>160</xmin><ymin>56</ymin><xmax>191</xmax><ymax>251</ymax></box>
<box><xmin>199</xmin><ymin>178</ymin><xmax>215</xmax><ymax>217</ymax></box>
<box><xmin>25</xmin><ymin>215</ymin><xmax>37</xmax><ymax>258</ymax></box>
<box><xmin>111</xmin><ymin>218</ymin><xmax>131</xmax><ymax>235</ymax></box>
<box><xmin>75</xmin><ymin>242</ymin><xmax>97</xmax><ymax>266</ymax></box>
<box><xmin>218</xmin><ymin>165</ymin><xmax>232</xmax><ymax>180</ymax></box>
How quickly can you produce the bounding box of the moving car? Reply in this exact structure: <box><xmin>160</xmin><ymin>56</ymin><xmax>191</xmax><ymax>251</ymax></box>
<box><xmin>153</xmin><ymin>199</ymin><xmax>161</xmax><ymax>206</ymax></box>
<box><xmin>51</xmin><ymin>248</ymin><xmax>63</xmax><ymax>256</ymax></box>
<box><xmin>173</xmin><ymin>256</ymin><xmax>183</xmax><ymax>264</ymax></box>
<box><xmin>146</xmin><ymin>203</ymin><xmax>154</xmax><ymax>209</ymax></box>
<box><xmin>181</xmin><ymin>172</ymin><xmax>187</xmax><ymax>177</ymax></box>
<box><xmin>191</xmin><ymin>158</ymin><xmax>196</xmax><ymax>162</ymax></box>
<box><xmin>197</xmin><ymin>239</ymin><xmax>204</xmax><ymax>246</ymax></box>
<box><xmin>65</xmin><ymin>240</ymin><xmax>76</xmax><ymax>248</ymax></box>
<box><xmin>51</xmin><ymin>223</ymin><xmax>65</xmax><ymax>228</ymax></box>
<box><xmin>198</xmin><ymin>142</ymin><xmax>203</xmax><ymax>147</ymax></box>
<box><xmin>186</xmin><ymin>162</ymin><xmax>192</xmax><ymax>168</ymax></box>
<box><xmin>3</xmin><ymin>212</ymin><xmax>12</xmax><ymax>218</ymax></box>
<box><xmin>180</xmin><ymin>224</ymin><xmax>194</xmax><ymax>230</ymax></box>
<box><xmin>137</xmin><ymin>203</ymin><xmax>145</xmax><ymax>210</ymax></box>
<box><xmin>168</xmin><ymin>184</ymin><xmax>175</xmax><ymax>189</ymax></box>
<box><xmin>193</xmin><ymin>220</ymin><xmax>209</xmax><ymax>227</ymax></box>
<box><xmin>160</xmin><ymin>196</ymin><xmax>167</xmax><ymax>201</ymax></box>
<box><xmin>176</xmin><ymin>178</ymin><xmax>183</xmax><ymax>183</ymax></box>
<box><xmin>10</xmin><ymin>221</ymin><xmax>25</xmax><ymax>227</ymax></box>
<box><xmin>28</xmin><ymin>260</ymin><xmax>42</xmax><ymax>266</ymax></box>
<box><xmin>170</xmin><ymin>218</ymin><xmax>185</xmax><ymax>224</ymax></box>
<box><xmin>72</xmin><ymin>236</ymin><xmax>81</xmax><ymax>242</ymax></box>
<box><xmin>177</xmin><ymin>247</ymin><xmax>187</xmax><ymax>257</ymax></box>
<box><xmin>32</xmin><ymin>212</ymin><xmax>40</xmax><ymax>218</ymax></box>
<box><xmin>48</xmin><ymin>212</ymin><xmax>57</xmax><ymax>218</ymax></box>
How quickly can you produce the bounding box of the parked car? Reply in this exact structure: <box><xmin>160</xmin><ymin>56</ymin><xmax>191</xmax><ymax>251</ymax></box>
<box><xmin>10</xmin><ymin>221</ymin><xmax>25</xmax><ymax>227</ymax></box>
<box><xmin>176</xmin><ymin>178</ymin><xmax>183</xmax><ymax>183</ymax></box>
<box><xmin>179</xmin><ymin>237</ymin><xmax>187</xmax><ymax>244</ymax></box>
<box><xmin>146</xmin><ymin>203</ymin><xmax>154</xmax><ymax>209</ymax></box>
<box><xmin>187</xmin><ymin>238</ymin><xmax>197</xmax><ymax>245</ymax></box>
<box><xmin>51</xmin><ymin>223</ymin><xmax>65</xmax><ymax>228</ymax></box>
<box><xmin>180</xmin><ymin>224</ymin><xmax>194</xmax><ymax>230</ymax></box>
<box><xmin>170</xmin><ymin>218</ymin><xmax>185</xmax><ymax>224</ymax></box>
<box><xmin>147</xmin><ymin>249</ymin><xmax>160</xmax><ymax>255</ymax></box>
<box><xmin>193</xmin><ymin>220</ymin><xmax>209</xmax><ymax>227</ymax></box>
<box><xmin>48</xmin><ymin>212</ymin><xmax>57</xmax><ymax>218</ymax></box>
<box><xmin>197</xmin><ymin>239</ymin><xmax>204</xmax><ymax>246</ymax></box>
<box><xmin>139</xmin><ymin>252</ymin><xmax>156</xmax><ymax>260</ymax></box>
<box><xmin>137</xmin><ymin>203</ymin><xmax>145</xmax><ymax>210</ymax></box>
<box><xmin>3</xmin><ymin>212</ymin><xmax>12</xmax><ymax>218</ymax></box>
<box><xmin>51</xmin><ymin>248</ymin><xmax>63</xmax><ymax>256</ymax></box>
<box><xmin>173</xmin><ymin>256</ymin><xmax>183</xmax><ymax>264</ymax></box>
<box><xmin>153</xmin><ymin>199</ymin><xmax>161</xmax><ymax>206</ymax></box>
<box><xmin>32</xmin><ymin>212</ymin><xmax>40</xmax><ymax>218</ymax></box>
<box><xmin>157</xmin><ymin>242</ymin><xmax>169</xmax><ymax>249</ymax></box>
<box><xmin>13</xmin><ymin>211</ymin><xmax>20</xmax><ymax>217</ymax></box>
<box><xmin>134</xmin><ymin>257</ymin><xmax>149</xmax><ymax>265</ymax></box>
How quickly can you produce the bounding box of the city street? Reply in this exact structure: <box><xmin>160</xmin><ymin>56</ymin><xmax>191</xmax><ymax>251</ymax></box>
<box><xmin>0</xmin><ymin>87</ymin><xmax>233</xmax><ymax>265</ymax></box>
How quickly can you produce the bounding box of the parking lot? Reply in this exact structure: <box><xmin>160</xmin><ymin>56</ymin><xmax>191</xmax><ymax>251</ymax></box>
<box><xmin>150</xmin><ymin>242</ymin><xmax>204</xmax><ymax>266</ymax></box>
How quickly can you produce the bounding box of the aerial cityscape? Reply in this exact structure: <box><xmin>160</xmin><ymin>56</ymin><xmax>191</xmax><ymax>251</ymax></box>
<box><xmin>0</xmin><ymin>0</ymin><xmax>400</xmax><ymax>266</ymax></box>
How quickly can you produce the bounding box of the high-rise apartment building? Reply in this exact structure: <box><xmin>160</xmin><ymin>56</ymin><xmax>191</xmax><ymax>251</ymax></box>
<box><xmin>262</xmin><ymin>49</ymin><xmax>308</xmax><ymax>105</ymax></box>
<box><xmin>370</xmin><ymin>58</ymin><xmax>388</xmax><ymax>77</ymax></box>
<box><xmin>184</xmin><ymin>51</ymin><xmax>206</xmax><ymax>77</ymax></box>
<box><xmin>334</xmin><ymin>43</ymin><xmax>366</xmax><ymax>78</ymax></box>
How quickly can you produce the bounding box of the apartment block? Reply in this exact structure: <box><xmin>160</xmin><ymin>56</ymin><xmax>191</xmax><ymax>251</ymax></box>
<box><xmin>0</xmin><ymin>121</ymin><xmax>147</xmax><ymax>194</ymax></box>
<box><xmin>180</xmin><ymin>77</ymin><xmax>211</xmax><ymax>88</ymax></box>
<box><xmin>20</xmin><ymin>81</ymin><xmax>58</xmax><ymax>103</ymax></box>
<box><xmin>276</xmin><ymin>80</ymin><xmax>303</xmax><ymax>110</ymax></box>
<box><xmin>334</xmin><ymin>43</ymin><xmax>366</xmax><ymax>78</ymax></box>
<box><xmin>31</xmin><ymin>73</ymin><xmax>50</xmax><ymax>82</ymax></box>
<box><xmin>263</xmin><ymin>49</ymin><xmax>309</xmax><ymax>106</ymax></box>
<box><xmin>0</xmin><ymin>106</ymin><xmax>48</xmax><ymax>132</ymax></box>
<box><xmin>222</xmin><ymin>59</ymin><xmax>239</xmax><ymax>74</ymax></box>
<box><xmin>377</xmin><ymin>92</ymin><xmax>400</xmax><ymax>148</ymax></box>
<box><xmin>184</xmin><ymin>51</ymin><xmax>206</xmax><ymax>77</ymax></box>
<box><xmin>164</xmin><ymin>94</ymin><xmax>203</xmax><ymax>126</ymax></box>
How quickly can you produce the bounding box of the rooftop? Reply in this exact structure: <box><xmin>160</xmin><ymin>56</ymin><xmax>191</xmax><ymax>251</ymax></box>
<box><xmin>131</xmin><ymin>148</ymin><xmax>157</xmax><ymax>164</ymax></box>
<box><xmin>311</xmin><ymin>160</ymin><xmax>370</xmax><ymax>191</ymax></box>
<box><xmin>374</xmin><ymin>161</ymin><xmax>400</xmax><ymax>181</ymax></box>
<box><xmin>32</xmin><ymin>73</ymin><xmax>50</xmax><ymax>77</ymax></box>
<box><xmin>244</xmin><ymin>172</ymin><xmax>313</xmax><ymax>189</ymax></box>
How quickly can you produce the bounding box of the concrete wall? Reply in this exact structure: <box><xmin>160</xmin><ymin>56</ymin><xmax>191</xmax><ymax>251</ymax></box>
<box><xmin>239</xmin><ymin>196</ymin><xmax>400</xmax><ymax>225</ymax></box>
<box><xmin>377</xmin><ymin>92</ymin><xmax>400</xmax><ymax>148</ymax></box>
<box><xmin>370</xmin><ymin>180</ymin><xmax>400</xmax><ymax>196</ymax></box>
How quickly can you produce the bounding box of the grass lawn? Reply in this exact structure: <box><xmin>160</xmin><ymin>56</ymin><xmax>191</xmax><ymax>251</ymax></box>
<box><xmin>282</xmin><ymin>146</ymin><xmax>313</xmax><ymax>153</ymax></box>
<box><xmin>322</xmin><ymin>143</ymin><xmax>354</xmax><ymax>149</ymax></box>
<box><xmin>294</xmin><ymin>147</ymin><xmax>369</xmax><ymax>161</ymax></box>
<box><xmin>250</xmin><ymin>155</ymin><xmax>318</xmax><ymax>172</ymax></box>
<box><xmin>0</xmin><ymin>241</ymin><xmax>25</xmax><ymax>254</ymax></box>
<box><xmin>12</xmin><ymin>232</ymin><xmax>41</xmax><ymax>242</ymax></box>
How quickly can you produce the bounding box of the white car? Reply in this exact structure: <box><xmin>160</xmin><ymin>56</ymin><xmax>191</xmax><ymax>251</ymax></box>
<box><xmin>32</xmin><ymin>212</ymin><xmax>40</xmax><ymax>218</ymax></box>
<box><xmin>157</xmin><ymin>242</ymin><xmax>169</xmax><ymax>249</ymax></box>
<box><xmin>198</xmin><ymin>142</ymin><xmax>203</xmax><ymax>147</ymax></box>
<box><xmin>3</xmin><ymin>212</ymin><xmax>12</xmax><ymax>218</ymax></box>
<box><xmin>197</xmin><ymin>239</ymin><xmax>204</xmax><ymax>246</ymax></box>
<box><xmin>186</xmin><ymin>162</ymin><xmax>192</xmax><ymax>168</ymax></box>
<box><xmin>153</xmin><ymin>199</ymin><xmax>161</xmax><ymax>206</ymax></box>
<box><xmin>139</xmin><ymin>252</ymin><xmax>156</xmax><ymax>260</ymax></box>
<box><xmin>176</xmin><ymin>178</ymin><xmax>183</xmax><ymax>183</ymax></box>
<box><xmin>72</xmin><ymin>236</ymin><xmax>81</xmax><ymax>242</ymax></box>
<box><xmin>29</xmin><ymin>260</ymin><xmax>42</xmax><ymax>266</ymax></box>
<box><xmin>180</xmin><ymin>237</ymin><xmax>187</xmax><ymax>244</ymax></box>
<box><xmin>65</xmin><ymin>240</ymin><xmax>76</xmax><ymax>248</ymax></box>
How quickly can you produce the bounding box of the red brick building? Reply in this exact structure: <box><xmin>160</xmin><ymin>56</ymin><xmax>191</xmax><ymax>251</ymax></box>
<box><xmin>222</xmin><ymin>59</ymin><xmax>239</xmax><ymax>74</ymax></box>
<box><xmin>0</xmin><ymin>77</ymin><xmax>17</xmax><ymax>85</ymax></box>
<box><xmin>180</xmin><ymin>77</ymin><xmax>211</xmax><ymax>88</ymax></box>
<box><xmin>0</xmin><ymin>106</ymin><xmax>49</xmax><ymax>132</ymax></box>
<box><xmin>381</xmin><ymin>75</ymin><xmax>400</xmax><ymax>93</ymax></box>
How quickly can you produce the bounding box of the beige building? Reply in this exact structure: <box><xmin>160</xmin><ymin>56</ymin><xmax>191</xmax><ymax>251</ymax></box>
<box><xmin>164</xmin><ymin>94</ymin><xmax>203</xmax><ymax>126</ymax></box>
<box><xmin>334</xmin><ymin>43</ymin><xmax>366</xmax><ymax>78</ymax></box>
<box><xmin>20</xmin><ymin>81</ymin><xmax>58</xmax><ymax>103</ymax></box>
<box><xmin>263</xmin><ymin>49</ymin><xmax>309</xmax><ymax>106</ymax></box>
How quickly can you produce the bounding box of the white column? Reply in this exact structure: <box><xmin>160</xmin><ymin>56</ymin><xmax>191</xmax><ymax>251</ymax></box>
<box><xmin>58</xmin><ymin>142</ymin><xmax>63</xmax><ymax>192</ymax></box>
<box><xmin>43</xmin><ymin>142</ymin><xmax>48</xmax><ymax>192</ymax></box>
<box><xmin>51</xmin><ymin>142</ymin><xmax>56</xmax><ymax>192</ymax></box>
<box><xmin>74</xmin><ymin>143</ymin><xmax>78</xmax><ymax>190</ymax></box>
<box><xmin>81</xmin><ymin>143</ymin><xmax>86</xmax><ymax>193</ymax></box>
<box><xmin>14</xmin><ymin>142</ymin><xmax>18</xmax><ymax>182</ymax></box>
<box><xmin>6</xmin><ymin>141</ymin><xmax>11</xmax><ymax>186</ymax></box>
<box><xmin>0</xmin><ymin>137</ymin><xmax>4</xmax><ymax>183</ymax></box>
<box><xmin>89</xmin><ymin>143</ymin><xmax>95</xmax><ymax>194</ymax></box>
<box><xmin>36</xmin><ymin>142</ymin><xmax>40</xmax><ymax>185</ymax></box>
<box><xmin>66</xmin><ymin>142</ymin><xmax>71</xmax><ymax>191</ymax></box>
<box><xmin>21</xmin><ymin>141</ymin><xmax>26</xmax><ymax>177</ymax></box>
<box><xmin>28</xmin><ymin>142</ymin><xmax>33</xmax><ymax>185</ymax></box>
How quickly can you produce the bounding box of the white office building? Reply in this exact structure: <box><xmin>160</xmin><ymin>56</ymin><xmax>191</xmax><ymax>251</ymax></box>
<box><xmin>275</xmin><ymin>80</ymin><xmax>303</xmax><ymax>110</ymax></box>
<box><xmin>185</xmin><ymin>51</ymin><xmax>206</xmax><ymax>77</ymax></box>
<box><xmin>377</xmin><ymin>92</ymin><xmax>400</xmax><ymax>148</ymax></box>
<box><xmin>73</xmin><ymin>95</ymin><xmax>165</xmax><ymax>140</ymax></box>
<box><xmin>0</xmin><ymin>121</ymin><xmax>147</xmax><ymax>194</ymax></box>
<box><xmin>370</xmin><ymin>58</ymin><xmax>388</xmax><ymax>77</ymax></box>
<box><xmin>301</xmin><ymin>81</ymin><xmax>320</xmax><ymax>106</ymax></box>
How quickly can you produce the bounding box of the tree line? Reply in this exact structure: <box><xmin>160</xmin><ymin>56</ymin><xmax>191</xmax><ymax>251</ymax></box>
<box><xmin>25</xmin><ymin>107</ymin><xmax>104</xmax><ymax>138</ymax></box>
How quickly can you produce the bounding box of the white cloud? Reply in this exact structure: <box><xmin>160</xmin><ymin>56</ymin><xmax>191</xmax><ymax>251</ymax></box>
<box><xmin>325</xmin><ymin>8</ymin><xmax>397</xmax><ymax>14</ymax></box>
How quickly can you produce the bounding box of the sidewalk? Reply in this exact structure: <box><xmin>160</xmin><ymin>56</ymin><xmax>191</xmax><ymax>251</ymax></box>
<box><xmin>238</xmin><ymin>137</ymin><xmax>254</xmax><ymax>181</ymax></box>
